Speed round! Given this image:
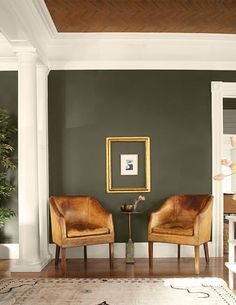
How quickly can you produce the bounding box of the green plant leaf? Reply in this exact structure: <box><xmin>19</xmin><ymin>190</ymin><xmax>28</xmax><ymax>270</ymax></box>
<box><xmin>0</xmin><ymin>207</ymin><xmax>15</xmax><ymax>228</ymax></box>
<box><xmin>0</xmin><ymin>107</ymin><xmax>17</xmax><ymax>228</ymax></box>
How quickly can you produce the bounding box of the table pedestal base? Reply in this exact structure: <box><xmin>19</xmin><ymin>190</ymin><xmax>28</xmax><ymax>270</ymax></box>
<box><xmin>126</xmin><ymin>238</ymin><xmax>135</xmax><ymax>264</ymax></box>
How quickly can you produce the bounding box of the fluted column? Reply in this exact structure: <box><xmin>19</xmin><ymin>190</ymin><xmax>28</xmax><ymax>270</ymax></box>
<box><xmin>11</xmin><ymin>49</ymin><xmax>50</xmax><ymax>271</ymax></box>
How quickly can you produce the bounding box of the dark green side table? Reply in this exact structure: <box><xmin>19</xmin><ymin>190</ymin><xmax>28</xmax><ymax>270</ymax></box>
<box><xmin>121</xmin><ymin>211</ymin><xmax>140</xmax><ymax>264</ymax></box>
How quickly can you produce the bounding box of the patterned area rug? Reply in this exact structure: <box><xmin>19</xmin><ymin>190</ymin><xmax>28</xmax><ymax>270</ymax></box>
<box><xmin>0</xmin><ymin>278</ymin><xmax>235</xmax><ymax>305</ymax></box>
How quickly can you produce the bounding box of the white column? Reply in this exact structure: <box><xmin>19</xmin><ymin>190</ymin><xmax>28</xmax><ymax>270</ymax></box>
<box><xmin>37</xmin><ymin>65</ymin><xmax>51</xmax><ymax>262</ymax></box>
<box><xmin>211</xmin><ymin>81</ymin><xmax>224</xmax><ymax>257</ymax></box>
<box><xmin>11</xmin><ymin>50</ymin><xmax>49</xmax><ymax>272</ymax></box>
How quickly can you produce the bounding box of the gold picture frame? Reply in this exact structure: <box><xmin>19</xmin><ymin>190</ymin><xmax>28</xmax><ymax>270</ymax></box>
<box><xmin>106</xmin><ymin>136</ymin><xmax>151</xmax><ymax>193</ymax></box>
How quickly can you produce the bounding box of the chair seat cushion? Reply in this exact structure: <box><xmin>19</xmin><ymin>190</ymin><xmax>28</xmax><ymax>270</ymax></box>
<box><xmin>152</xmin><ymin>221</ymin><xmax>194</xmax><ymax>236</ymax></box>
<box><xmin>67</xmin><ymin>224</ymin><xmax>109</xmax><ymax>238</ymax></box>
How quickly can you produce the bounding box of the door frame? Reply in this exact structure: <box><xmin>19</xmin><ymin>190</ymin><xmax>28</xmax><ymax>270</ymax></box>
<box><xmin>211</xmin><ymin>81</ymin><xmax>236</xmax><ymax>256</ymax></box>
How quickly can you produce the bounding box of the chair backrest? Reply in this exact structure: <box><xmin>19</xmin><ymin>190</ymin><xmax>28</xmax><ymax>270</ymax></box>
<box><xmin>166</xmin><ymin>194</ymin><xmax>212</xmax><ymax>222</ymax></box>
<box><xmin>50</xmin><ymin>195</ymin><xmax>106</xmax><ymax>226</ymax></box>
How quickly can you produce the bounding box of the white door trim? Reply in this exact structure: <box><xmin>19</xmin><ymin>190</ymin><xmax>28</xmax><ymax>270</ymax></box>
<box><xmin>211</xmin><ymin>81</ymin><xmax>236</xmax><ymax>257</ymax></box>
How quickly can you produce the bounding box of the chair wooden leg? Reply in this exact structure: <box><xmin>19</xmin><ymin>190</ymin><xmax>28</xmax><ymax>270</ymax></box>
<box><xmin>203</xmin><ymin>242</ymin><xmax>210</xmax><ymax>264</ymax></box>
<box><xmin>84</xmin><ymin>246</ymin><xmax>87</xmax><ymax>262</ymax></box>
<box><xmin>55</xmin><ymin>245</ymin><xmax>60</xmax><ymax>265</ymax></box>
<box><xmin>194</xmin><ymin>245</ymin><xmax>200</xmax><ymax>275</ymax></box>
<box><xmin>177</xmin><ymin>244</ymin><xmax>181</xmax><ymax>259</ymax></box>
<box><xmin>149</xmin><ymin>241</ymin><xmax>153</xmax><ymax>267</ymax></box>
<box><xmin>61</xmin><ymin>248</ymin><xmax>67</xmax><ymax>274</ymax></box>
<box><xmin>109</xmin><ymin>242</ymin><xmax>114</xmax><ymax>268</ymax></box>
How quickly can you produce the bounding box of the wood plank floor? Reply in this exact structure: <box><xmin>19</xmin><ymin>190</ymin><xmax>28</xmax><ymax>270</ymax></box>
<box><xmin>0</xmin><ymin>257</ymin><xmax>231</xmax><ymax>284</ymax></box>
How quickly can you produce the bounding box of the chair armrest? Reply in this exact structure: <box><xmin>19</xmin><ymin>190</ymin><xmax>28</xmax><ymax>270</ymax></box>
<box><xmin>107</xmin><ymin>213</ymin><xmax>114</xmax><ymax>236</ymax></box>
<box><xmin>194</xmin><ymin>197</ymin><xmax>213</xmax><ymax>244</ymax></box>
<box><xmin>92</xmin><ymin>208</ymin><xmax>114</xmax><ymax>235</ymax></box>
<box><xmin>148</xmin><ymin>196</ymin><xmax>178</xmax><ymax>234</ymax></box>
<box><xmin>50</xmin><ymin>199</ymin><xmax>67</xmax><ymax>245</ymax></box>
<box><xmin>89</xmin><ymin>198</ymin><xmax>115</xmax><ymax>234</ymax></box>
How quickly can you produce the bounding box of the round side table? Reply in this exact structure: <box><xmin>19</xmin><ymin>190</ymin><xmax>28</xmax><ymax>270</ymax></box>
<box><xmin>121</xmin><ymin>211</ymin><xmax>140</xmax><ymax>264</ymax></box>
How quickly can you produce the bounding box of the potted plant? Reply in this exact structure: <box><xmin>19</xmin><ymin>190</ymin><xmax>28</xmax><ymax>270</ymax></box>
<box><xmin>120</xmin><ymin>195</ymin><xmax>145</xmax><ymax>212</ymax></box>
<box><xmin>0</xmin><ymin>107</ymin><xmax>16</xmax><ymax>228</ymax></box>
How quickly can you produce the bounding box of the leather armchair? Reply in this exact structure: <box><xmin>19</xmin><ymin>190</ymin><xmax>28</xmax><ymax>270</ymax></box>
<box><xmin>148</xmin><ymin>194</ymin><xmax>213</xmax><ymax>274</ymax></box>
<box><xmin>50</xmin><ymin>195</ymin><xmax>114</xmax><ymax>273</ymax></box>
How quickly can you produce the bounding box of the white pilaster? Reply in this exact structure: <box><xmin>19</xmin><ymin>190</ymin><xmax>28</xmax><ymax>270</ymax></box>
<box><xmin>37</xmin><ymin>64</ymin><xmax>51</xmax><ymax>262</ymax></box>
<box><xmin>11</xmin><ymin>49</ymin><xmax>48</xmax><ymax>272</ymax></box>
<box><xmin>211</xmin><ymin>81</ymin><xmax>224</xmax><ymax>257</ymax></box>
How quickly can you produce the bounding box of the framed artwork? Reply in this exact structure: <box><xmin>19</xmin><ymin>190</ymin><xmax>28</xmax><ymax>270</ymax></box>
<box><xmin>106</xmin><ymin>136</ymin><xmax>151</xmax><ymax>193</ymax></box>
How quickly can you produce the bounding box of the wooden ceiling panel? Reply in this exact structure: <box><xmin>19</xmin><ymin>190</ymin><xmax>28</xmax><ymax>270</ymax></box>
<box><xmin>44</xmin><ymin>0</ymin><xmax>236</xmax><ymax>33</ymax></box>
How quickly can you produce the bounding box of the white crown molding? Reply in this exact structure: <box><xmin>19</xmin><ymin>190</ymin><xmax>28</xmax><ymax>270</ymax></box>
<box><xmin>0</xmin><ymin>57</ymin><xmax>17</xmax><ymax>71</ymax></box>
<box><xmin>1</xmin><ymin>1</ymin><xmax>236</xmax><ymax>70</ymax></box>
<box><xmin>0</xmin><ymin>0</ymin><xmax>51</xmax><ymax>65</ymax></box>
<box><xmin>32</xmin><ymin>0</ymin><xmax>58</xmax><ymax>38</ymax></box>
<box><xmin>0</xmin><ymin>33</ymin><xmax>14</xmax><ymax>56</ymax></box>
<box><xmin>54</xmin><ymin>32</ymin><xmax>236</xmax><ymax>41</ymax></box>
<box><xmin>49</xmin><ymin>60</ymin><xmax>236</xmax><ymax>71</ymax></box>
<box><xmin>12</xmin><ymin>44</ymin><xmax>36</xmax><ymax>54</ymax></box>
<box><xmin>46</xmin><ymin>32</ymin><xmax>236</xmax><ymax>69</ymax></box>
<box><xmin>0</xmin><ymin>2</ymin><xmax>28</xmax><ymax>41</ymax></box>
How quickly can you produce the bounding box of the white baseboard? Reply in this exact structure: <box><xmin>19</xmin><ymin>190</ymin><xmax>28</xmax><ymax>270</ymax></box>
<box><xmin>0</xmin><ymin>242</ymin><xmax>215</xmax><ymax>259</ymax></box>
<box><xmin>10</xmin><ymin>256</ymin><xmax>52</xmax><ymax>272</ymax></box>
<box><xmin>0</xmin><ymin>244</ymin><xmax>19</xmax><ymax>259</ymax></box>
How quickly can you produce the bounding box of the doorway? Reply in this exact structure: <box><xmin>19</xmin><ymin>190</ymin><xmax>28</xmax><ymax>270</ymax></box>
<box><xmin>211</xmin><ymin>82</ymin><xmax>236</xmax><ymax>257</ymax></box>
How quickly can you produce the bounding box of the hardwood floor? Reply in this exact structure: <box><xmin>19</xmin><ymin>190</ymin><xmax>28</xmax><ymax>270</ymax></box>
<box><xmin>0</xmin><ymin>257</ymin><xmax>231</xmax><ymax>284</ymax></box>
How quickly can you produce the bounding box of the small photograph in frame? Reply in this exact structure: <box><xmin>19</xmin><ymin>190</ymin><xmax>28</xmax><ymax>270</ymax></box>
<box><xmin>120</xmin><ymin>154</ymin><xmax>138</xmax><ymax>176</ymax></box>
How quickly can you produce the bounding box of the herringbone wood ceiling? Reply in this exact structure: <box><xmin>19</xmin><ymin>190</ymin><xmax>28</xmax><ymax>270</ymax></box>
<box><xmin>44</xmin><ymin>0</ymin><xmax>236</xmax><ymax>33</ymax></box>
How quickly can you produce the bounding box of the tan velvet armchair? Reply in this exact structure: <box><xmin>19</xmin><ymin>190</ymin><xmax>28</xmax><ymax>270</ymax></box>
<box><xmin>148</xmin><ymin>194</ymin><xmax>213</xmax><ymax>274</ymax></box>
<box><xmin>50</xmin><ymin>195</ymin><xmax>114</xmax><ymax>273</ymax></box>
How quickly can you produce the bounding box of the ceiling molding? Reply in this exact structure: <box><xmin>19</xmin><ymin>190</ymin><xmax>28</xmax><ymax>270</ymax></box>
<box><xmin>0</xmin><ymin>0</ymin><xmax>52</xmax><ymax>65</ymax></box>
<box><xmin>52</xmin><ymin>32</ymin><xmax>236</xmax><ymax>41</ymax></box>
<box><xmin>32</xmin><ymin>0</ymin><xmax>58</xmax><ymax>38</ymax></box>
<box><xmin>47</xmin><ymin>33</ymin><xmax>236</xmax><ymax>70</ymax></box>
<box><xmin>49</xmin><ymin>60</ymin><xmax>236</xmax><ymax>71</ymax></box>
<box><xmin>0</xmin><ymin>33</ymin><xmax>15</xmax><ymax>56</ymax></box>
<box><xmin>1</xmin><ymin>1</ymin><xmax>236</xmax><ymax>70</ymax></box>
<box><xmin>0</xmin><ymin>57</ymin><xmax>17</xmax><ymax>71</ymax></box>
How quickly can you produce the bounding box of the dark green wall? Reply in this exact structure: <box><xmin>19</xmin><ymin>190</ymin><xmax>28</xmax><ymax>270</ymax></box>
<box><xmin>48</xmin><ymin>70</ymin><xmax>231</xmax><ymax>242</ymax></box>
<box><xmin>0</xmin><ymin>71</ymin><xmax>18</xmax><ymax>243</ymax></box>
<box><xmin>2</xmin><ymin>70</ymin><xmax>236</xmax><ymax>243</ymax></box>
